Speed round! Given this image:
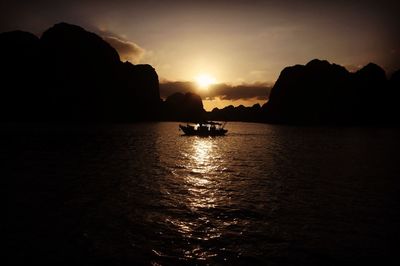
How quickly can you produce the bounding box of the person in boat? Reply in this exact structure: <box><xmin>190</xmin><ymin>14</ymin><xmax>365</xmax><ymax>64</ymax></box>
<box><xmin>199</xmin><ymin>123</ymin><xmax>207</xmax><ymax>132</ymax></box>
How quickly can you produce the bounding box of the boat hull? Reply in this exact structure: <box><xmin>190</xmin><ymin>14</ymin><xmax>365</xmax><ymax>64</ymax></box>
<box><xmin>179</xmin><ymin>125</ymin><xmax>227</xmax><ymax>136</ymax></box>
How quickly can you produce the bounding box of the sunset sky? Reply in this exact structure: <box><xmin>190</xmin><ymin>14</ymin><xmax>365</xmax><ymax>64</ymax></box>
<box><xmin>1</xmin><ymin>0</ymin><xmax>399</xmax><ymax>110</ymax></box>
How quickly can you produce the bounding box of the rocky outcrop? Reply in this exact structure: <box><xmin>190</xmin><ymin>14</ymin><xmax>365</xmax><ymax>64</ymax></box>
<box><xmin>0</xmin><ymin>22</ymin><xmax>161</xmax><ymax>122</ymax></box>
<box><xmin>0</xmin><ymin>31</ymin><xmax>42</xmax><ymax>121</ymax></box>
<box><xmin>162</xmin><ymin>92</ymin><xmax>205</xmax><ymax>122</ymax></box>
<box><xmin>115</xmin><ymin>62</ymin><xmax>161</xmax><ymax>121</ymax></box>
<box><xmin>208</xmin><ymin>104</ymin><xmax>261</xmax><ymax>122</ymax></box>
<box><xmin>262</xmin><ymin>59</ymin><xmax>399</xmax><ymax>125</ymax></box>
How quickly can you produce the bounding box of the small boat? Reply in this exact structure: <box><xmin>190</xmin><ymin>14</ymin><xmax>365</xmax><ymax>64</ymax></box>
<box><xmin>179</xmin><ymin>121</ymin><xmax>228</xmax><ymax>136</ymax></box>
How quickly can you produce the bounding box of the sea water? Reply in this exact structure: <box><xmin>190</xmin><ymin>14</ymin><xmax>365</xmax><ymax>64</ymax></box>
<box><xmin>2</xmin><ymin>122</ymin><xmax>400</xmax><ymax>265</ymax></box>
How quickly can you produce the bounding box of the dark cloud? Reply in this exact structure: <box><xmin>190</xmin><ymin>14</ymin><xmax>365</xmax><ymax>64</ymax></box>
<box><xmin>160</xmin><ymin>81</ymin><xmax>271</xmax><ymax>101</ymax></box>
<box><xmin>209</xmin><ymin>83</ymin><xmax>270</xmax><ymax>100</ymax></box>
<box><xmin>100</xmin><ymin>31</ymin><xmax>145</xmax><ymax>63</ymax></box>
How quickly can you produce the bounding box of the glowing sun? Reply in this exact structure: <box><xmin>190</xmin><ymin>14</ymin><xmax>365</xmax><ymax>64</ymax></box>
<box><xmin>195</xmin><ymin>74</ymin><xmax>216</xmax><ymax>89</ymax></box>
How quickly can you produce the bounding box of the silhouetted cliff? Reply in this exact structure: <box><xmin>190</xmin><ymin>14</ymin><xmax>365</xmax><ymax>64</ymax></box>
<box><xmin>1</xmin><ymin>28</ymin><xmax>398</xmax><ymax>126</ymax></box>
<box><xmin>161</xmin><ymin>92</ymin><xmax>206</xmax><ymax>122</ymax></box>
<box><xmin>262</xmin><ymin>59</ymin><xmax>399</xmax><ymax>125</ymax></box>
<box><xmin>207</xmin><ymin>104</ymin><xmax>261</xmax><ymax>122</ymax></box>
<box><xmin>0</xmin><ymin>23</ymin><xmax>160</xmax><ymax>122</ymax></box>
<box><xmin>0</xmin><ymin>31</ymin><xmax>42</xmax><ymax>121</ymax></box>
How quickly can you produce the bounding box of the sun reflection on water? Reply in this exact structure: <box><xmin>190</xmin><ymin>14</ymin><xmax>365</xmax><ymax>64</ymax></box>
<box><xmin>190</xmin><ymin>138</ymin><xmax>215</xmax><ymax>171</ymax></box>
<box><xmin>186</xmin><ymin>138</ymin><xmax>219</xmax><ymax>210</ymax></box>
<box><xmin>164</xmin><ymin>136</ymin><xmax>227</xmax><ymax>261</ymax></box>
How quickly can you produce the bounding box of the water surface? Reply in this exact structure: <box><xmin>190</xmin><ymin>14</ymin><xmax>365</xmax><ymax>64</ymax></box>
<box><xmin>2</xmin><ymin>122</ymin><xmax>400</xmax><ymax>265</ymax></box>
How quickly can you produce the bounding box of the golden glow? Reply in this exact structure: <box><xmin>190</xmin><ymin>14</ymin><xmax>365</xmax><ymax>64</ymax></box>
<box><xmin>186</xmin><ymin>138</ymin><xmax>219</xmax><ymax>210</ymax></box>
<box><xmin>191</xmin><ymin>138</ymin><xmax>214</xmax><ymax>173</ymax></box>
<box><xmin>195</xmin><ymin>74</ymin><xmax>216</xmax><ymax>89</ymax></box>
<box><xmin>163</xmin><ymin>137</ymin><xmax>234</xmax><ymax>257</ymax></box>
<box><xmin>202</xmin><ymin>96</ymin><xmax>265</xmax><ymax>111</ymax></box>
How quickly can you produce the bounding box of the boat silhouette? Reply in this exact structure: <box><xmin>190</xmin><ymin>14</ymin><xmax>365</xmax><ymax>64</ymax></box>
<box><xmin>179</xmin><ymin>121</ymin><xmax>228</xmax><ymax>136</ymax></box>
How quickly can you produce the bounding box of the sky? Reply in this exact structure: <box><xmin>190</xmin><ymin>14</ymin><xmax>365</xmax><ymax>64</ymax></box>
<box><xmin>1</xmin><ymin>0</ymin><xmax>399</xmax><ymax>110</ymax></box>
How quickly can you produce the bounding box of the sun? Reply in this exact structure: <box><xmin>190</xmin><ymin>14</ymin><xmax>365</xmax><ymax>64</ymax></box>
<box><xmin>195</xmin><ymin>74</ymin><xmax>216</xmax><ymax>89</ymax></box>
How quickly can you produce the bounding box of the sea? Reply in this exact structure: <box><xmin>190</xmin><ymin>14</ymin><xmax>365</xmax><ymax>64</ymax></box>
<box><xmin>2</xmin><ymin>122</ymin><xmax>400</xmax><ymax>265</ymax></box>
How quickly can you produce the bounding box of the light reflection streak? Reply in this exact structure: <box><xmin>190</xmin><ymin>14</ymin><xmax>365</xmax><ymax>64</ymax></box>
<box><xmin>166</xmin><ymin>136</ymin><xmax>226</xmax><ymax>261</ymax></box>
<box><xmin>186</xmin><ymin>138</ymin><xmax>218</xmax><ymax>210</ymax></box>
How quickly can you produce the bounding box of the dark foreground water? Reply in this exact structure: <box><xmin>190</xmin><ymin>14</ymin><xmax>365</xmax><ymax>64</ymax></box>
<box><xmin>2</xmin><ymin>122</ymin><xmax>400</xmax><ymax>265</ymax></box>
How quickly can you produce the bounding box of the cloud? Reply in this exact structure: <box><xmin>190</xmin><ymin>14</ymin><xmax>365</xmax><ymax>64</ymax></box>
<box><xmin>208</xmin><ymin>83</ymin><xmax>271</xmax><ymax>100</ymax></box>
<box><xmin>100</xmin><ymin>31</ymin><xmax>145</xmax><ymax>63</ymax></box>
<box><xmin>160</xmin><ymin>81</ymin><xmax>271</xmax><ymax>101</ymax></box>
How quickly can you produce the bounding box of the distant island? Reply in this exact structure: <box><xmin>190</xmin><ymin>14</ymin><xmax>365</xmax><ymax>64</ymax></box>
<box><xmin>208</xmin><ymin>60</ymin><xmax>399</xmax><ymax>125</ymax></box>
<box><xmin>261</xmin><ymin>59</ymin><xmax>400</xmax><ymax>125</ymax></box>
<box><xmin>1</xmin><ymin>23</ymin><xmax>399</xmax><ymax>125</ymax></box>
